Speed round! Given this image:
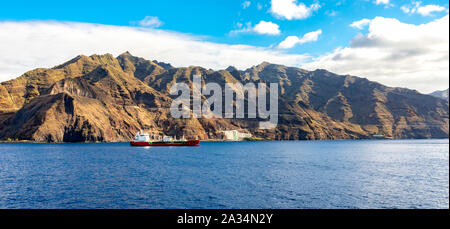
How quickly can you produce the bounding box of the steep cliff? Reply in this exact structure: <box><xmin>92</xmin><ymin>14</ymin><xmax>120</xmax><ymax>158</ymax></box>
<box><xmin>0</xmin><ymin>53</ymin><xmax>448</xmax><ymax>142</ymax></box>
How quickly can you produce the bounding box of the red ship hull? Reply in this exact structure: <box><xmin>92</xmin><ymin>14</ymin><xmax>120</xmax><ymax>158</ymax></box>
<box><xmin>130</xmin><ymin>140</ymin><xmax>200</xmax><ymax>147</ymax></box>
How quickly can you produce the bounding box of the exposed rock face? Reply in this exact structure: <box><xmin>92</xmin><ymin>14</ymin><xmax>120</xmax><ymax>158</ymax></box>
<box><xmin>0</xmin><ymin>53</ymin><xmax>448</xmax><ymax>142</ymax></box>
<box><xmin>429</xmin><ymin>88</ymin><xmax>449</xmax><ymax>101</ymax></box>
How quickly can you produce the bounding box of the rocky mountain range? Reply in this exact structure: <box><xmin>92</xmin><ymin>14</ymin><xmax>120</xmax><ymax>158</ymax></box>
<box><xmin>429</xmin><ymin>88</ymin><xmax>449</xmax><ymax>101</ymax></box>
<box><xmin>0</xmin><ymin>52</ymin><xmax>448</xmax><ymax>142</ymax></box>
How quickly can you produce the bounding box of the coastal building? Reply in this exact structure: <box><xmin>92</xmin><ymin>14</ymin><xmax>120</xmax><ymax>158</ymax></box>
<box><xmin>221</xmin><ymin>130</ymin><xmax>252</xmax><ymax>141</ymax></box>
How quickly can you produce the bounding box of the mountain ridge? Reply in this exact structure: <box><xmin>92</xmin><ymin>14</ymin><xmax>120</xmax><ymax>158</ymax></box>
<box><xmin>429</xmin><ymin>88</ymin><xmax>449</xmax><ymax>101</ymax></box>
<box><xmin>0</xmin><ymin>52</ymin><xmax>448</xmax><ymax>142</ymax></box>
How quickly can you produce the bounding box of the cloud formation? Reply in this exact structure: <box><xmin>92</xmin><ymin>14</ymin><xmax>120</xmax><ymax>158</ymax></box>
<box><xmin>303</xmin><ymin>15</ymin><xmax>449</xmax><ymax>93</ymax></box>
<box><xmin>0</xmin><ymin>14</ymin><xmax>447</xmax><ymax>93</ymax></box>
<box><xmin>242</xmin><ymin>1</ymin><xmax>251</xmax><ymax>9</ymax></box>
<box><xmin>270</xmin><ymin>0</ymin><xmax>320</xmax><ymax>20</ymax></box>
<box><xmin>375</xmin><ymin>0</ymin><xmax>390</xmax><ymax>5</ymax></box>
<box><xmin>277</xmin><ymin>29</ymin><xmax>322</xmax><ymax>49</ymax></box>
<box><xmin>401</xmin><ymin>2</ymin><xmax>446</xmax><ymax>16</ymax></box>
<box><xmin>0</xmin><ymin>20</ymin><xmax>308</xmax><ymax>83</ymax></box>
<box><xmin>253</xmin><ymin>21</ymin><xmax>281</xmax><ymax>35</ymax></box>
<box><xmin>231</xmin><ymin>21</ymin><xmax>281</xmax><ymax>35</ymax></box>
<box><xmin>350</xmin><ymin>18</ymin><xmax>371</xmax><ymax>29</ymax></box>
<box><xmin>138</xmin><ymin>16</ymin><xmax>163</xmax><ymax>28</ymax></box>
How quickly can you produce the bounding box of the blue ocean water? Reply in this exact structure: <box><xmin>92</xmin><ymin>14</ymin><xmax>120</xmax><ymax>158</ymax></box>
<box><xmin>0</xmin><ymin>139</ymin><xmax>448</xmax><ymax>209</ymax></box>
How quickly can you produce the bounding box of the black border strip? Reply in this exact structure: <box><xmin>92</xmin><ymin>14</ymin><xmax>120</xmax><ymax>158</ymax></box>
<box><xmin>1</xmin><ymin>209</ymin><xmax>448</xmax><ymax>226</ymax></box>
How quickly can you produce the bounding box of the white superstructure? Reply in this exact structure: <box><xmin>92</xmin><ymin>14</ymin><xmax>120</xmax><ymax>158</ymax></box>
<box><xmin>222</xmin><ymin>130</ymin><xmax>252</xmax><ymax>141</ymax></box>
<box><xmin>134</xmin><ymin>131</ymin><xmax>150</xmax><ymax>142</ymax></box>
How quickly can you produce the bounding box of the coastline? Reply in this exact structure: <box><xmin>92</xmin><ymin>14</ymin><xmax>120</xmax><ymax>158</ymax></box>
<box><xmin>1</xmin><ymin>137</ymin><xmax>448</xmax><ymax>144</ymax></box>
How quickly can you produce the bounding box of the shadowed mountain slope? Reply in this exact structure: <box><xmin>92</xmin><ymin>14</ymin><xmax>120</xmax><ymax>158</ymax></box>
<box><xmin>0</xmin><ymin>53</ymin><xmax>448</xmax><ymax>142</ymax></box>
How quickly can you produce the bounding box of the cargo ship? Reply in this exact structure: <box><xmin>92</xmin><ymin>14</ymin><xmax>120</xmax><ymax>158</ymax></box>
<box><xmin>130</xmin><ymin>131</ymin><xmax>200</xmax><ymax>146</ymax></box>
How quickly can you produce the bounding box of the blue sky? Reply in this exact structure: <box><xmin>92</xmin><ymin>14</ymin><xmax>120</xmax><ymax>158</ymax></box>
<box><xmin>1</xmin><ymin>0</ymin><xmax>447</xmax><ymax>55</ymax></box>
<box><xmin>0</xmin><ymin>0</ymin><xmax>449</xmax><ymax>92</ymax></box>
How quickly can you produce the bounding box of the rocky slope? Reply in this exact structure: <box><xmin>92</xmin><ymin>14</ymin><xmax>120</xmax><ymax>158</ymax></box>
<box><xmin>0</xmin><ymin>53</ymin><xmax>448</xmax><ymax>142</ymax></box>
<box><xmin>429</xmin><ymin>88</ymin><xmax>449</xmax><ymax>101</ymax></box>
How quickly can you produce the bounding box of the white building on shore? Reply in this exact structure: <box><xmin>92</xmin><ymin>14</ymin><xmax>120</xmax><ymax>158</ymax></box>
<box><xmin>221</xmin><ymin>130</ymin><xmax>252</xmax><ymax>141</ymax></box>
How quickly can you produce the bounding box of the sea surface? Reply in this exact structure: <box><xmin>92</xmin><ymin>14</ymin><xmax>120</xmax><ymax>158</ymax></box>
<box><xmin>0</xmin><ymin>139</ymin><xmax>448</xmax><ymax>209</ymax></box>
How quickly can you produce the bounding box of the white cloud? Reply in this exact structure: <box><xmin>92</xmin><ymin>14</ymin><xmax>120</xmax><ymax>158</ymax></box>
<box><xmin>242</xmin><ymin>1</ymin><xmax>251</xmax><ymax>9</ymax></box>
<box><xmin>0</xmin><ymin>20</ymin><xmax>309</xmax><ymax>83</ymax></box>
<box><xmin>350</xmin><ymin>19</ymin><xmax>371</xmax><ymax>29</ymax></box>
<box><xmin>270</xmin><ymin>0</ymin><xmax>320</xmax><ymax>20</ymax></box>
<box><xmin>375</xmin><ymin>0</ymin><xmax>394</xmax><ymax>8</ymax></box>
<box><xmin>138</xmin><ymin>16</ymin><xmax>163</xmax><ymax>28</ymax></box>
<box><xmin>257</xmin><ymin>3</ymin><xmax>263</xmax><ymax>10</ymax></box>
<box><xmin>277</xmin><ymin>29</ymin><xmax>322</xmax><ymax>49</ymax></box>
<box><xmin>417</xmin><ymin>5</ymin><xmax>446</xmax><ymax>16</ymax></box>
<box><xmin>303</xmin><ymin>15</ymin><xmax>449</xmax><ymax>93</ymax></box>
<box><xmin>375</xmin><ymin>0</ymin><xmax>390</xmax><ymax>5</ymax></box>
<box><xmin>253</xmin><ymin>21</ymin><xmax>281</xmax><ymax>35</ymax></box>
<box><xmin>277</xmin><ymin>36</ymin><xmax>302</xmax><ymax>49</ymax></box>
<box><xmin>401</xmin><ymin>2</ymin><xmax>446</xmax><ymax>16</ymax></box>
<box><xmin>231</xmin><ymin>21</ymin><xmax>281</xmax><ymax>35</ymax></box>
<box><xmin>401</xmin><ymin>5</ymin><xmax>411</xmax><ymax>13</ymax></box>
